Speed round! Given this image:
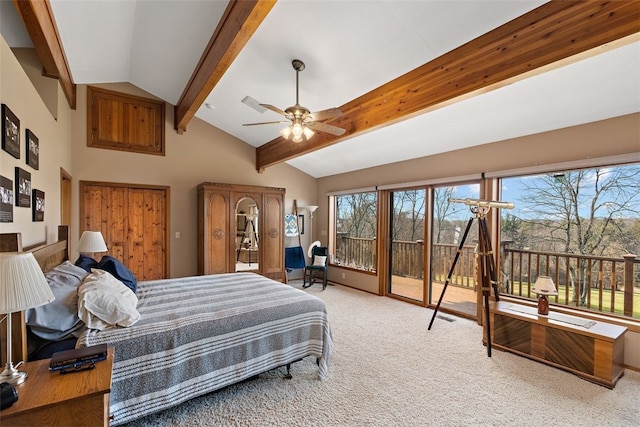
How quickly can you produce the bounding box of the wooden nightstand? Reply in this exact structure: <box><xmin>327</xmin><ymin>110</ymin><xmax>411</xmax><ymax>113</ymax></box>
<box><xmin>0</xmin><ymin>347</ymin><xmax>113</xmax><ymax>426</ymax></box>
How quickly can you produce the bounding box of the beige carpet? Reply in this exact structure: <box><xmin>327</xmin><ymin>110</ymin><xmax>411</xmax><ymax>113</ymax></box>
<box><xmin>121</xmin><ymin>280</ymin><xmax>639</xmax><ymax>427</ymax></box>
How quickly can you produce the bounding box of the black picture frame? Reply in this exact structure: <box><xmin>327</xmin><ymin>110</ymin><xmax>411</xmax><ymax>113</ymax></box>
<box><xmin>0</xmin><ymin>175</ymin><xmax>13</xmax><ymax>222</ymax></box>
<box><xmin>298</xmin><ymin>214</ymin><xmax>305</xmax><ymax>235</ymax></box>
<box><xmin>2</xmin><ymin>104</ymin><xmax>20</xmax><ymax>159</ymax></box>
<box><xmin>15</xmin><ymin>167</ymin><xmax>31</xmax><ymax>208</ymax></box>
<box><xmin>26</xmin><ymin>129</ymin><xmax>39</xmax><ymax>170</ymax></box>
<box><xmin>32</xmin><ymin>189</ymin><xmax>44</xmax><ymax>221</ymax></box>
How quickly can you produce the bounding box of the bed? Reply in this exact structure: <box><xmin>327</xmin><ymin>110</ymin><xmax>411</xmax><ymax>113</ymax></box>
<box><xmin>0</xmin><ymin>227</ymin><xmax>333</xmax><ymax>425</ymax></box>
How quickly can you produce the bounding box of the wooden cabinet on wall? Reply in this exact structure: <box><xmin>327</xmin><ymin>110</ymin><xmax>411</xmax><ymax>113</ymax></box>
<box><xmin>197</xmin><ymin>182</ymin><xmax>286</xmax><ymax>282</ymax></box>
<box><xmin>87</xmin><ymin>86</ymin><xmax>165</xmax><ymax>156</ymax></box>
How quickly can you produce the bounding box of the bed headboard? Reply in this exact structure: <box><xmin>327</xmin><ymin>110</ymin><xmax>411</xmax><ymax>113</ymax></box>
<box><xmin>0</xmin><ymin>226</ymin><xmax>70</xmax><ymax>365</ymax></box>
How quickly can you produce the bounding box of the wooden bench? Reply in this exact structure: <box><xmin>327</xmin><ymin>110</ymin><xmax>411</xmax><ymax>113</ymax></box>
<box><xmin>490</xmin><ymin>301</ymin><xmax>626</xmax><ymax>388</ymax></box>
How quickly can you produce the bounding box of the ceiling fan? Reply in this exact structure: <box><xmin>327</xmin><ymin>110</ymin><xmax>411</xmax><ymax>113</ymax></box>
<box><xmin>242</xmin><ymin>59</ymin><xmax>346</xmax><ymax>143</ymax></box>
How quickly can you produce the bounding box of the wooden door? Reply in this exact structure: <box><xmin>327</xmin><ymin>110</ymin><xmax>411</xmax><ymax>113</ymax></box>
<box><xmin>80</xmin><ymin>181</ymin><xmax>169</xmax><ymax>279</ymax></box>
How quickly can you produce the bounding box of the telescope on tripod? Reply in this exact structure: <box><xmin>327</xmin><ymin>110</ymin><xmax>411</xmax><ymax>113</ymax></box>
<box><xmin>428</xmin><ymin>198</ymin><xmax>514</xmax><ymax>357</ymax></box>
<box><xmin>448</xmin><ymin>198</ymin><xmax>514</xmax><ymax>210</ymax></box>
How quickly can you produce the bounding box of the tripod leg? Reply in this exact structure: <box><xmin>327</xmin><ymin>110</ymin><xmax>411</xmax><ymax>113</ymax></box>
<box><xmin>479</xmin><ymin>218</ymin><xmax>500</xmax><ymax>302</ymax></box>
<box><xmin>428</xmin><ymin>217</ymin><xmax>475</xmax><ymax>330</ymax></box>
<box><xmin>477</xmin><ymin>217</ymin><xmax>498</xmax><ymax>357</ymax></box>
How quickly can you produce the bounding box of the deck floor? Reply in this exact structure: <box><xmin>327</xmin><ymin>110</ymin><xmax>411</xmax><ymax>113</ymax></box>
<box><xmin>390</xmin><ymin>275</ymin><xmax>479</xmax><ymax>318</ymax></box>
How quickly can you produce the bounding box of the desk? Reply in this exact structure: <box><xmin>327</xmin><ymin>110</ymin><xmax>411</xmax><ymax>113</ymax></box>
<box><xmin>490</xmin><ymin>301</ymin><xmax>626</xmax><ymax>388</ymax></box>
<box><xmin>1</xmin><ymin>347</ymin><xmax>114</xmax><ymax>426</ymax></box>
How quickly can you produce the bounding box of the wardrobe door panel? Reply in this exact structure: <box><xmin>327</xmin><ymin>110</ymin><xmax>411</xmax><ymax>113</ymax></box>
<box><xmin>201</xmin><ymin>190</ymin><xmax>230</xmax><ymax>275</ymax></box>
<box><xmin>261</xmin><ymin>192</ymin><xmax>285</xmax><ymax>281</ymax></box>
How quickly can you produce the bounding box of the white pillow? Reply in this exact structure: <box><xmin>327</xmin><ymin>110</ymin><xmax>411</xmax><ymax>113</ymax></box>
<box><xmin>77</xmin><ymin>269</ymin><xmax>140</xmax><ymax>330</ymax></box>
<box><xmin>312</xmin><ymin>255</ymin><xmax>327</xmax><ymax>266</ymax></box>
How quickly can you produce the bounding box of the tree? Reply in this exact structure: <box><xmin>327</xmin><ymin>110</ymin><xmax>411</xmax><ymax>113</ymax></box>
<box><xmin>336</xmin><ymin>192</ymin><xmax>377</xmax><ymax>238</ymax></box>
<box><xmin>392</xmin><ymin>189</ymin><xmax>425</xmax><ymax>241</ymax></box>
<box><xmin>507</xmin><ymin>165</ymin><xmax>640</xmax><ymax>305</ymax></box>
<box><xmin>433</xmin><ymin>187</ymin><xmax>476</xmax><ymax>244</ymax></box>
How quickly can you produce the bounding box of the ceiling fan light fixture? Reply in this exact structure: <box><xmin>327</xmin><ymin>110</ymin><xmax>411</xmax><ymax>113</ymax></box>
<box><xmin>303</xmin><ymin>126</ymin><xmax>315</xmax><ymax>140</ymax></box>
<box><xmin>280</xmin><ymin>126</ymin><xmax>292</xmax><ymax>139</ymax></box>
<box><xmin>243</xmin><ymin>59</ymin><xmax>345</xmax><ymax>140</ymax></box>
<box><xmin>291</xmin><ymin>122</ymin><xmax>304</xmax><ymax>140</ymax></box>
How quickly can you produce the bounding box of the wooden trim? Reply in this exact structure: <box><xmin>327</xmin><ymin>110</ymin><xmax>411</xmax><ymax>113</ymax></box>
<box><xmin>174</xmin><ymin>0</ymin><xmax>276</xmax><ymax>134</ymax></box>
<box><xmin>256</xmin><ymin>0</ymin><xmax>640</xmax><ymax>171</ymax></box>
<box><xmin>60</xmin><ymin>167</ymin><xmax>72</xmax><ymax>227</ymax></box>
<box><xmin>13</xmin><ymin>0</ymin><xmax>76</xmax><ymax>109</ymax></box>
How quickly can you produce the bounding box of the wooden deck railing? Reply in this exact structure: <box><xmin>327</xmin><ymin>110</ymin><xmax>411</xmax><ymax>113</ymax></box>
<box><xmin>333</xmin><ymin>235</ymin><xmax>639</xmax><ymax>318</ymax></box>
<box><xmin>501</xmin><ymin>246</ymin><xmax>639</xmax><ymax>318</ymax></box>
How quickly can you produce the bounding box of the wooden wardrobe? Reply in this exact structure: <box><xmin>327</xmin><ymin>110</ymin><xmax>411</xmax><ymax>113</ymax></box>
<box><xmin>197</xmin><ymin>182</ymin><xmax>286</xmax><ymax>282</ymax></box>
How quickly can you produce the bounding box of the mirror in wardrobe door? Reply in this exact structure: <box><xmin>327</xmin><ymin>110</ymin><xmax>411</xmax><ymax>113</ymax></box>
<box><xmin>235</xmin><ymin>197</ymin><xmax>259</xmax><ymax>272</ymax></box>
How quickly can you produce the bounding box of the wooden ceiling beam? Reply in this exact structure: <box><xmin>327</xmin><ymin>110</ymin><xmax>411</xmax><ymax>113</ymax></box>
<box><xmin>174</xmin><ymin>0</ymin><xmax>276</xmax><ymax>134</ymax></box>
<box><xmin>256</xmin><ymin>0</ymin><xmax>640</xmax><ymax>173</ymax></box>
<box><xmin>13</xmin><ymin>0</ymin><xmax>76</xmax><ymax>109</ymax></box>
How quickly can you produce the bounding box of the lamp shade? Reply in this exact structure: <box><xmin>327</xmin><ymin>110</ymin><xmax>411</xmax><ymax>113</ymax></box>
<box><xmin>78</xmin><ymin>231</ymin><xmax>107</xmax><ymax>253</ymax></box>
<box><xmin>0</xmin><ymin>252</ymin><xmax>54</xmax><ymax>314</ymax></box>
<box><xmin>306</xmin><ymin>205</ymin><xmax>318</xmax><ymax>213</ymax></box>
<box><xmin>532</xmin><ymin>276</ymin><xmax>558</xmax><ymax>296</ymax></box>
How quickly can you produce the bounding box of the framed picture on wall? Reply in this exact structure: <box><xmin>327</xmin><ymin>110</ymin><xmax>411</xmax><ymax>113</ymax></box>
<box><xmin>298</xmin><ymin>214</ymin><xmax>305</xmax><ymax>235</ymax></box>
<box><xmin>15</xmin><ymin>167</ymin><xmax>31</xmax><ymax>208</ymax></box>
<box><xmin>2</xmin><ymin>104</ymin><xmax>20</xmax><ymax>159</ymax></box>
<box><xmin>0</xmin><ymin>175</ymin><xmax>13</xmax><ymax>222</ymax></box>
<box><xmin>32</xmin><ymin>189</ymin><xmax>44</xmax><ymax>221</ymax></box>
<box><xmin>26</xmin><ymin>129</ymin><xmax>39</xmax><ymax>170</ymax></box>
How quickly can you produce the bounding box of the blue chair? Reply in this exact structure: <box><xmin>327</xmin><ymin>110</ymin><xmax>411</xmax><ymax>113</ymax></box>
<box><xmin>303</xmin><ymin>246</ymin><xmax>328</xmax><ymax>290</ymax></box>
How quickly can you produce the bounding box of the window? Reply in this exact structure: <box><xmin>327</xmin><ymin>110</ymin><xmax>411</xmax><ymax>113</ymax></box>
<box><xmin>500</xmin><ymin>163</ymin><xmax>640</xmax><ymax>319</ymax></box>
<box><xmin>332</xmin><ymin>191</ymin><xmax>377</xmax><ymax>272</ymax></box>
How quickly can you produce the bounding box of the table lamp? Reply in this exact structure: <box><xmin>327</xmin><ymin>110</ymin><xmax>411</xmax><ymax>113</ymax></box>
<box><xmin>78</xmin><ymin>231</ymin><xmax>108</xmax><ymax>258</ymax></box>
<box><xmin>0</xmin><ymin>252</ymin><xmax>54</xmax><ymax>384</ymax></box>
<box><xmin>532</xmin><ymin>275</ymin><xmax>558</xmax><ymax>315</ymax></box>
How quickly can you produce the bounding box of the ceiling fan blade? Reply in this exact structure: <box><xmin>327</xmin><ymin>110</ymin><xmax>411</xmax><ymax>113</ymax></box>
<box><xmin>307</xmin><ymin>107</ymin><xmax>343</xmax><ymax>122</ymax></box>
<box><xmin>306</xmin><ymin>121</ymin><xmax>346</xmax><ymax>136</ymax></box>
<box><xmin>243</xmin><ymin>120</ymin><xmax>289</xmax><ymax>126</ymax></box>
<box><xmin>260</xmin><ymin>104</ymin><xmax>288</xmax><ymax>117</ymax></box>
<box><xmin>241</xmin><ymin>96</ymin><xmax>267</xmax><ymax>113</ymax></box>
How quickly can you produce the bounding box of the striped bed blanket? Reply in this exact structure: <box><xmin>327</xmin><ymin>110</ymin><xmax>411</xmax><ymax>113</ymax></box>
<box><xmin>76</xmin><ymin>272</ymin><xmax>333</xmax><ymax>425</ymax></box>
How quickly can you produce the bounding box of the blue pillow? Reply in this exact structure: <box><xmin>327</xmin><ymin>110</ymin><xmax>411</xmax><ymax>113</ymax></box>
<box><xmin>75</xmin><ymin>254</ymin><xmax>98</xmax><ymax>272</ymax></box>
<box><xmin>97</xmin><ymin>255</ymin><xmax>137</xmax><ymax>293</ymax></box>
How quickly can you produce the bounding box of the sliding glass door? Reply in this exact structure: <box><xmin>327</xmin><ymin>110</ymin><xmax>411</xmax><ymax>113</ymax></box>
<box><xmin>429</xmin><ymin>184</ymin><xmax>480</xmax><ymax>318</ymax></box>
<box><xmin>388</xmin><ymin>189</ymin><xmax>426</xmax><ymax>302</ymax></box>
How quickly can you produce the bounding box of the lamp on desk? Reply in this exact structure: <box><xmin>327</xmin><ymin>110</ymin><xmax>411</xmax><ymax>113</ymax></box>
<box><xmin>532</xmin><ymin>276</ymin><xmax>558</xmax><ymax>315</ymax></box>
<box><xmin>77</xmin><ymin>231</ymin><xmax>108</xmax><ymax>258</ymax></box>
<box><xmin>0</xmin><ymin>252</ymin><xmax>54</xmax><ymax>385</ymax></box>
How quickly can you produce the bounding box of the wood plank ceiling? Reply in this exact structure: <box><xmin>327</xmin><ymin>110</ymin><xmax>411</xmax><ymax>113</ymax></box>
<box><xmin>13</xmin><ymin>0</ymin><xmax>640</xmax><ymax>172</ymax></box>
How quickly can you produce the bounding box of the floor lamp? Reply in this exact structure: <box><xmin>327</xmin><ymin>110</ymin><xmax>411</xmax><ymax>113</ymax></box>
<box><xmin>0</xmin><ymin>252</ymin><xmax>55</xmax><ymax>384</ymax></box>
<box><xmin>306</xmin><ymin>205</ymin><xmax>318</xmax><ymax>242</ymax></box>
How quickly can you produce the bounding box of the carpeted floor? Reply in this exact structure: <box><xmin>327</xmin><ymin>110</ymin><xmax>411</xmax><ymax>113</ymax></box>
<box><xmin>121</xmin><ymin>280</ymin><xmax>640</xmax><ymax>427</ymax></box>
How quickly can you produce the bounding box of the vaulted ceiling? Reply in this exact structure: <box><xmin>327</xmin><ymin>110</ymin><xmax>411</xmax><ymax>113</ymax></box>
<box><xmin>2</xmin><ymin>0</ymin><xmax>639</xmax><ymax>178</ymax></box>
